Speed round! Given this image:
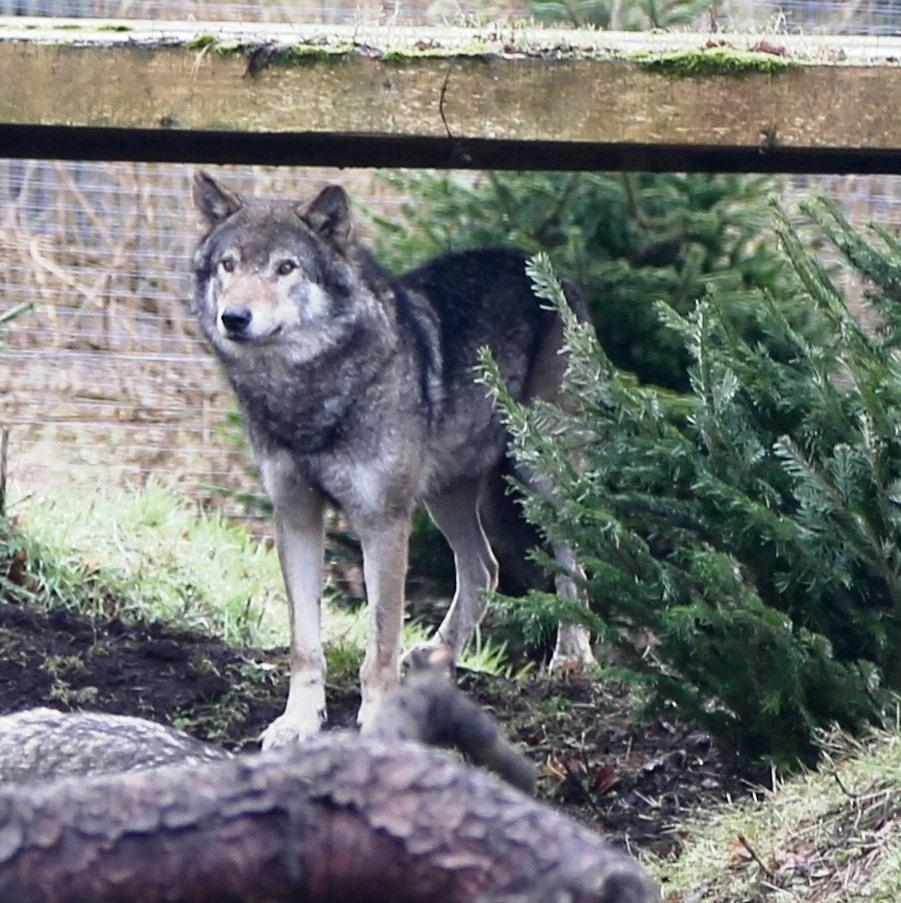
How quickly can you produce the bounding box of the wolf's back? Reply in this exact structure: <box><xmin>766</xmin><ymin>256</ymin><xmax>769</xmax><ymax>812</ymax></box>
<box><xmin>399</xmin><ymin>247</ymin><xmax>583</xmax><ymax>598</ymax></box>
<box><xmin>398</xmin><ymin>247</ymin><xmax>556</xmax><ymax>389</ymax></box>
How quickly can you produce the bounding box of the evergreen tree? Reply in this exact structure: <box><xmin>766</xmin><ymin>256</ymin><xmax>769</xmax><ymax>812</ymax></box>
<box><xmin>483</xmin><ymin>199</ymin><xmax>900</xmax><ymax>764</ymax></box>
<box><xmin>373</xmin><ymin>0</ymin><xmax>783</xmax><ymax>391</ymax></box>
<box><xmin>375</xmin><ymin>171</ymin><xmax>791</xmax><ymax>391</ymax></box>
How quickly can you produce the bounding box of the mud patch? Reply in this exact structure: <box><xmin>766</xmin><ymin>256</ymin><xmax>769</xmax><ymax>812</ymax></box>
<box><xmin>0</xmin><ymin>597</ymin><xmax>748</xmax><ymax>855</ymax></box>
<box><xmin>0</xmin><ymin>600</ymin><xmax>292</xmax><ymax>748</ymax></box>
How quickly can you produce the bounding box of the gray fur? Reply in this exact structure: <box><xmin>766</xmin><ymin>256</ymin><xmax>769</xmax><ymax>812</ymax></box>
<box><xmin>191</xmin><ymin>172</ymin><xmax>594</xmax><ymax>747</ymax></box>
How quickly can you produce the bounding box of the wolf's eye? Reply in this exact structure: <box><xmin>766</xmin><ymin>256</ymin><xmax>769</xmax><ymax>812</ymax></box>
<box><xmin>220</xmin><ymin>256</ymin><xmax>236</xmax><ymax>274</ymax></box>
<box><xmin>276</xmin><ymin>260</ymin><xmax>298</xmax><ymax>277</ymax></box>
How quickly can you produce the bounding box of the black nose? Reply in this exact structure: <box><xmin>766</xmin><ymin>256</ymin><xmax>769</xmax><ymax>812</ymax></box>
<box><xmin>221</xmin><ymin>307</ymin><xmax>252</xmax><ymax>335</ymax></box>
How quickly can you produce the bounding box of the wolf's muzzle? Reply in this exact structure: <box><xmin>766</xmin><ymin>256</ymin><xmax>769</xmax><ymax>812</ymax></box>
<box><xmin>220</xmin><ymin>307</ymin><xmax>253</xmax><ymax>338</ymax></box>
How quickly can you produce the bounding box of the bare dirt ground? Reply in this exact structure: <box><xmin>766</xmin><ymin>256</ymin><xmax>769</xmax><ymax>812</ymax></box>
<box><xmin>0</xmin><ymin>594</ymin><xmax>752</xmax><ymax>859</ymax></box>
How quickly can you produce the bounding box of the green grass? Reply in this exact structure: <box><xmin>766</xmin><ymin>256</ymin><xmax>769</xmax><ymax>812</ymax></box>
<box><xmin>5</xmin><ymin>481</ymin><xmax>288</xmax><ymax>646</ymax></box>
<box><xmin>0</xmin><ymin>300</ymin><xmax>33</xmax><ymax>329</ymax></box>
<box><xmin>318</xmin><ymin>604</ymin><xmax>524</xmax><ymax>677</ymax></box>
<box><xmin>2</xmin><ymin>481</ymin><xmax>519</xmax><ymax>675</ymax></box>
<box><xmin>651</xmin><ymin>718</ymin><xmax>901</xmax><ymax>901</ymax></box>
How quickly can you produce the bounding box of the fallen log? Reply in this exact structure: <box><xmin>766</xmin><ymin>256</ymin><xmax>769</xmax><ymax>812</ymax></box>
<box><xmin>0</xmin><ymin>730</ymin><xmax>658</xmax><ymax>902</ymax></box>
<box><xmin>0</xmin><ymin>648</ymin><xmax>657</xmax><ymax>900</ymax></box>
<box><xmin>0</xmin><ymin>708</ymin><xmax>232</xmax><ymax>783</ymax></box>
<box><xmin>369</xmin><ymin>644</ymin><xmax>537</xmax><ymax>794</ymax></box>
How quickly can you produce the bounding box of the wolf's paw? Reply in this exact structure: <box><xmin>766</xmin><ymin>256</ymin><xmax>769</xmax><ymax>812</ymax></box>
<box><xmin>549</xmin><ymin>623</ymin><xmax>597</xmax><ymax>674</ymax></box>
<box><xmin>356</xmin><ymin>694</ymin><xmax>384</xmax><ymax>735</ymax></box>
<box><xmin>400</xmin><ymin>642</ymin><xmax>456</xmax><ymax>681</ymax></box>
<box><xmin>548</xmin><ymin>652</ymin><xmax>596</xmax><ymax>676</ymax></box>
<box><xmin>259</xmin><ymin>708</ymin><xmax>325</xmax><ymax>750</ymax></box>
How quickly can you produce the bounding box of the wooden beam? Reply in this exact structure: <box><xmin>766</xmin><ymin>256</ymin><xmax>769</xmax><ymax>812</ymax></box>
<box><xmin>0</xmin><ymin>19</ymin><xmax>899</xmax><ymax>173</ymax></box>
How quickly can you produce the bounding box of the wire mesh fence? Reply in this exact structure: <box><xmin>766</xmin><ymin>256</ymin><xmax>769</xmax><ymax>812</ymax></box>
<box><xmin>0</xmin><ymin>0</ymin><xmax>899</xmax><ymax>31</ymax></box>
<box><xmin>1</xmin><ymin>1</ymin><xmax>900</xmax><ymax>522</ymax></box>
<box><xmin>0</xmin><ymin>162</ymin><xmax>401</xmax><ymax>518</ymax></box>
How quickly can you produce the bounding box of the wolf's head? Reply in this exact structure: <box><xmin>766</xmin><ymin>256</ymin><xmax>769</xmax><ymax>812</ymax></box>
<box><xmin>191</xmin><ymin>172</ymin><xmax>370</xmax><ymax>365</ymax></box>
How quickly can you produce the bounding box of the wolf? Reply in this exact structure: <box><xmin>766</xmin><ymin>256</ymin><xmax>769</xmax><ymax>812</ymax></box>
<box><xmin>191</xmin><ymin>172</ymin><xmax>595</xmax><ymax>748</ymax></box>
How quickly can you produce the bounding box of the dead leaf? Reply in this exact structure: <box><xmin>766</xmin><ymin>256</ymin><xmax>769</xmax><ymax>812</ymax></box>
<box><xmin>750</xmin><ymin>40</ymin><xmax>787</xmax><ymax>56</ymax></box>
<box><xmin>593</xmin><ymin>762</ymin><xmax>619</xmax><ymax>795</ymax></box>
<box><xmin>727</xmin><ymin>837</ymin><xmax>754</xmax><ymax>870</ymax></box>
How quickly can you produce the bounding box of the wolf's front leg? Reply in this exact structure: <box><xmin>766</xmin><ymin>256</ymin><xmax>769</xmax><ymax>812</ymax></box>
<box><xmin>356</xmin><ymin>514</ymin><xmax>411</xmax><ymax>731</ymax></box>
<box><xmin>259</xmin><ymin>467</ymin><xmax>327</xmax><ymax>749</ymax></box>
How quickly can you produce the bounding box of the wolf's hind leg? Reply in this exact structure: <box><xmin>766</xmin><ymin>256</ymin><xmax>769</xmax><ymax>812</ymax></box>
<box><xmin>259</xmin><ymin>462</ymin><xmax>327</xmax><ymax>749</ymax></box>
<box><xmin>548</xmin><ymin>541</ymin><xmax>597</xmax><ymax>671</ymax></box>
<box><xmin>520</xmin><ymin>287</ymin><xmax>596</xmax><ymax>670</ymax></box>
<box><xmin>426</xmin><ymin>479</ymin><xmax>499</xmax><ymax>658</ymax></box>
<box><xmin>515</xmin><ymin>466</ymin><xmax>596</xmax><ymax>672</ymax></box>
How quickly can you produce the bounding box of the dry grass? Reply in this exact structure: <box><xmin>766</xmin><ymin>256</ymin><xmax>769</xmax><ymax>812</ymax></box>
<box><xmin>653</xmin><ymin>717</ymin><xmax>901</xmax><ymax>901</ymax></box>
<box><xmin>0</xmin><ymin>160</ymin><xmax>396</xmax><ymax>510</ymax></box>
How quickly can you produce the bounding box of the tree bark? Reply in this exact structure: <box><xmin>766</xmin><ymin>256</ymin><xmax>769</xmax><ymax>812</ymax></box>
<box><xmin>0</xmin><ymin>732</ymin><xmax>659</xmax><ymax>902</ymax></box>
<box><xmin>0</xmin><ymin>708</ymin><xmax>231</xmax><ymax>783</ymax></box>
<box><xmin>366</xmin><ymin>666</ymin><xmax>537</xmax><ymax>794</ymax></box>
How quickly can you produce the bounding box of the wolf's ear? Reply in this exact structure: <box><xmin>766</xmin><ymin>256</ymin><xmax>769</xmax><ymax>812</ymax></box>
<box><xmin>193</xmin><ymin>171</ymin><xmax>242</xmax><ymax>226</ymax></box>
<box><xmin>299</xmin><ymin>186</ymin><xmax>353</xmax><ymax>251</ymax></box>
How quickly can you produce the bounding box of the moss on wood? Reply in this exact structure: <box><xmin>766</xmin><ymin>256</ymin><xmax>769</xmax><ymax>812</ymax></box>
<box><xmin>633</xmin><ymin>46</ymin><xmax>799</xmax><ymax>77</ymax></box>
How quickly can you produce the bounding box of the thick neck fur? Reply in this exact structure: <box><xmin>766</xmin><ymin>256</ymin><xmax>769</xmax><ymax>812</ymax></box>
<box><xmin>224</xmin><ymin>301</ymin><xmax>397</xmax><ymax>457</ymax></box>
